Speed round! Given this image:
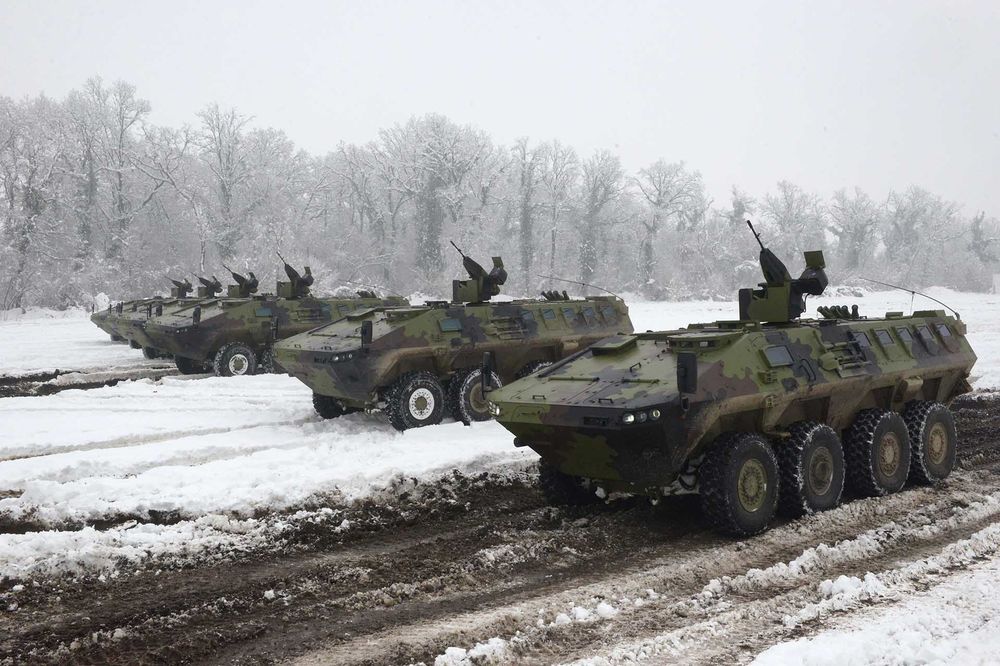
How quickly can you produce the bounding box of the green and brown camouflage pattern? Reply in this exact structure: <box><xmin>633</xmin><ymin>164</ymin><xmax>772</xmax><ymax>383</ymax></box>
<box><xmin>142</xmin><ymin>291</ymin><xmax>408</xmax><ymax>367</ymax></box>
<box><xmin>91</xmin><ymin>297</ymin><xmax>163</xmax><ymax>342</ymax></box>
<box><xmin>274</xmin><ymin>295</ymin><xmax>633</xmax><ymax>411</ymax></box>
<box><xmin>489</xmin><ymin>309</ymin><xmax>976</xmax><ymax>495</ymax></box>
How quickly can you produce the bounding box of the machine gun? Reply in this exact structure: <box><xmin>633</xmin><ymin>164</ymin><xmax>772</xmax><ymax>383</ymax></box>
<box><xmin>276</xmin><ymin>252</ymin><xmax>314</xmax><ymax>299</ymax></box>
<box><xmin>195</xmin><ymin>275</ymin><xmax>223</xmax><ymax>298</ymax></box>
<box><xmin>223</xmin><ymin>263</ymin><xmax>259</xmax><ymax>298</ymax></box>
<box><xmin>169</xmin><ymin>278</ymin><xmax>193</xmax><ymax>299</ymax></box>
<box><xmin>738</xmin><ymin>221</ymin><xmax>828</xmax><ymax>323</ymax></box>
<box><xmin>449</xmin><ymin>241</ymin><xmax>507</xmax><ymax>303</ymax></box>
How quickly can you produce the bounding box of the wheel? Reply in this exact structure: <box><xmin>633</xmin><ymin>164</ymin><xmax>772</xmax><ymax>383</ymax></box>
<box><xmin>312</xmin><ymin>393</ymin><xmax>354</xmax><ymax>419</ymax></box>
<box><xmin>213</xmin><ymin>342</ymin><xmax>258</xmax><ymax>377</ymax></box>
<box><xmin>699</xmin><ymin>433</ymin><xmax>780</xmax><ymax>537</ymax></box>
<box><xmin>844</xmin><ymin>409</ymin><xmax>912</xmax><ymax>497</ymax></box>
<box><xmin>516</xmin><ymin>360</ymin><xmax>552</xmax><ymax>379</ymax></box>
<box><xmin>142</xmin><ymin>346</ymin><xmax>161</xmax><ymax>360</ymax></box>
<box><xmin>129</xmin><ymin>340</ymin><xmax>142</xmax><ymax>350</ymax></box>
<box><xmin>904</xmin><ymin>401</ymin><xmax>957</xmax><ymax>484</ymax></box>
<box><xmin>175</xmin><ymin>356</ymin><xmax>205</xmax><ymax>375</ymax></box>
<box><xmin>448</xmin><ymin>368</ymin><xmax>503</xmax><ymax>423</ymax></box>
<box><xmin>384</xmin><ymin>371</ymin><xmax>446</xmax><ymax>431</ymax></box>
<box><xmin>259</xmin><ymin>346</ymin><xmax>283</xmax><ymax>374</ymax></box>
<box><xmin>538</xmin><ymin>460</ymin><xmax>598</xmax><ymax>505</ymax></box>
<box><xmin>775</xmin><ymin>422</ymin><xmax>845</xmax><ymax>517</ymax></box>
<box><xmin>111</xmin><ymin>334</ymin><xmax>125</xmax><ymax>342</ymax></box>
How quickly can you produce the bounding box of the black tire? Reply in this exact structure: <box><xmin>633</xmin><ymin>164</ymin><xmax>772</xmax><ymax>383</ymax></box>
<box><xmin>775</xmin><ymin>422</ymin><xmax>845</xmax><ymax>517</ymax></box>
<box><xmin>448</xmin><ymin>368</ymin><xmax>503</xmax><ymax>423</ymax></box>
<box><xmin>213</xmin><ymin>342</ymin><xmax>258</xmax><ymax>377</ymax></box>
<box><xmin>111</xmin><ymin>334</ymin><xmax>126</xmax><ymax>343</ymax></box>
<box><xmin>539</xmin><ymin>460</ymin><xmax>598</xmax><ymax>505</ymax></box>
<box><xmin>312</xmin><ymin>393</ymin><xmax>353</xmax><ymax>419</ymax></box>
<box><xmin>699</xmin><ymin>433</ymin><xmax>779</xmax><ymax>537</ymax></box>
<box><xmin>516</xmin><ymin>360</ymin><xmax>552</xmax><ymax>379</ymax></box>
<box><xmin>129</xmin><ymin>340</ymin><xmax>142</xmax><ymax>350</ymax></box>
<box><xmin>175</xmin><ymin>356</ymin><xmax>205</xmax><ymax>375</ymax></box>
<box><xmin>142</xmin><ymin>346</ymin><xmax>160</xmax><ymax>360</ymax></box>
<box><xmin>384</xmin><ymin>371</ymin><xmax>446</xmax><ymax>431</ymax></box>
<box><xmin>259</xmin><ymin>346</ymin><xmax>283</xmax><ymax>374</ymax></box>
<box><xmin>844</xmin><ymin>409</ymin><xmax>912</xmax><ymax>497</ymax></box>
<box><xmin>904</xmin><ymin>401</ymin><xmax>957</xmax><ymax>485</ymax></box>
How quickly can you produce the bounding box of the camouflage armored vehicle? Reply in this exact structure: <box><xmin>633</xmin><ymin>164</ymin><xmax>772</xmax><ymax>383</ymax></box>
<box><xmin>90</xmin><ymin>278</ymin><xmax>196</xmax><ymax>344</ymax></box>
<box><xmin>143</xmin><ymin>261</ymin><xmax>407</xmax><ymax>376</ymax></box>
<box><xmin>488</xmin><ymin>223</ymin><xmax>977</xmax><ymax>537</ymax></box>
<box><xmin>123</xmin><ymin>277</ymin><xmax>226</xmax><ymax>359</ymax></box>
<box><xmin>274</xmin><ymin>247</ymin><xmax>634</xmax><ymax>431</ymax></box>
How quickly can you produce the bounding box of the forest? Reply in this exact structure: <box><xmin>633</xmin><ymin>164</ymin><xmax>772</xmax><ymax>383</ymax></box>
<box><xmin>2</xmin><ymin>77</ymin><xmax>998</xmax><ymax>310</ymax></box>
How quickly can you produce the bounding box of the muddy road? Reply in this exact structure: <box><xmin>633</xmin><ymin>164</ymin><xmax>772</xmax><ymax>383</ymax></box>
<box><xmin>2</xmin><ymin>393</ymin><xmax>999</xmax><ymax>665</ymax></box>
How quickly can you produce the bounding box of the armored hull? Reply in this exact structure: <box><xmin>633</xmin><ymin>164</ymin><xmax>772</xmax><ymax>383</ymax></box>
<box><xmin>494</xmin><ymin>311</ymin><xmax>975</xmax><ymax>487</ymax></box>
<box><xmin>274</xmin><ymin>296</ymin><xmax>633</xmax><ymax>430</ymax></box>
<box><xmin>144</xmin><ymin>293</ymin><xmax>407</xmax><ymax>376</ymax></box>
<box><xmin>91</xmin><ymin>298</ymin><xmax>159</xmax><ymax>343</ymax></box>
<box><xmin>490</xmin><ymin>231</ymin><xmax>977</xmax><ymax>537</ymax></box>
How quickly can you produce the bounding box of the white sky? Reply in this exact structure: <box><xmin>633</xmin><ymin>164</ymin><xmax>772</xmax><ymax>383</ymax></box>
<box><xmin>1</xmin><ymin>0</ymin><xmax>997</xmax><ymax>216</ymax></box>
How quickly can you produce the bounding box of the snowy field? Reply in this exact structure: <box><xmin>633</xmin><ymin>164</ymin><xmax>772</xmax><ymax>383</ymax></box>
<box><xmin>1</xmin><ymin>289</ymin><xmax>999</xmax><ymax>663</ymax></box>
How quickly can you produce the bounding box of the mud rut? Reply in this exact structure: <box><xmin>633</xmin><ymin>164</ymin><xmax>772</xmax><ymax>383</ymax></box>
<box><xmin>2</xmin><ymin>394</ymin><xmax>999</xmax><ymax>665</ymax></box>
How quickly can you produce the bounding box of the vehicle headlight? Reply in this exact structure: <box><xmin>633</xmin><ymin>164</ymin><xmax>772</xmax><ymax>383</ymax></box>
<box><xmin>622</xmin><ymin>412</ymin><xmax>635</xmax><ymax>424</ymax></box>
<box><xmin>488</xmin><ymin>402</ymin><xmax>501</xmax><ymax>417</ymax></box>
<box><xmin>650</xmin><ymin>409</ymin><xmax>661</xmax><ymax>420</ymax></box>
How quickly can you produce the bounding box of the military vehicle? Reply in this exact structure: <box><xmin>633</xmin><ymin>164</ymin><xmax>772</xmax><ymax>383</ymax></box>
<box><xmin>121</xmin><ymin>277</ymin><xmax>227</xmax><ymax>359</ymax></box>
<box><xmin>90</xmin><ymin>279</ymin><xmax>195</xmax><ymax>344</ymax></box>
<box><xmin>273</xmin><ymin>245</ymin><xmax>634</xmax><ymax>431</ymax></box>
<box><xmin>142</xmin><ymin>260</ymin><xmax>407</xmax><ymax>376</ymax></box>
<box><xmin>487</xmin><ymin>222</ymin><xmax>977</xmax><ymax>537</ymax></box>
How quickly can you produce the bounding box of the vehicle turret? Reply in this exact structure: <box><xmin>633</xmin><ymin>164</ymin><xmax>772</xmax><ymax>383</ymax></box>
<box><xmin>170</xmin><ymin>278</ymin><xmax>193</xmax><ymax>299</ymax></box>
<box><xmin>196</xmin><ymin>275</ymin><xmax>223</xmax><ymax>298</ymax></box>
<box><xmin>223</xmin><ymin>264</ymin><xmax>260</xmax><ymax>298</ymax></box>
<box><xmin>739</xmin><ymin>221</ymin><xmax>828</xmax><ymax>323</ymax></box>
<box><xmin>449</xmin><ymin>241</ymin><xmax>508</xmax><ymax>303</ymax></box>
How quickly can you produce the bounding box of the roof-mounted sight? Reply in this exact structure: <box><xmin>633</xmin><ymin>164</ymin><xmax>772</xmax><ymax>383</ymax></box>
<box><xmin>449</xmin><ymin>241</ymin><xmax>507</xmax><ymax>303</ymax></box>
<box><xmin>738</xmin><ymin>220</ymin><xmax>828</xmax><ymax>323</ymax></box>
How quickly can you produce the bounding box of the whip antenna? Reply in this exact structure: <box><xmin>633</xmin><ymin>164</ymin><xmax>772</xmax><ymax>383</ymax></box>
<box><xmin>860</xmin><ymin>277</ymin><xmax>961</xmax><ymax>320</ymax></box>
<box><xmin>537</xmin><ymin>274</ymin><xmax>621</xmax><ymax>298</ymax></box>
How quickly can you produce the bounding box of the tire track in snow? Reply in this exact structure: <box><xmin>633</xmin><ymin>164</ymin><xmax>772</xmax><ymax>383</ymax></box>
<box><xmin>0</xmin><ymin>415</ymin><xmax>316</xmax><ymax>463</ymax></box>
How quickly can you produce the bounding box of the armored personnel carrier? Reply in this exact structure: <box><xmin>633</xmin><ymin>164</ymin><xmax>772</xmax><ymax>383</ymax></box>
<box><xmin>488</xmin><ymin>223</ymin><xmax>977</xmax><ymax>537</ymax></box>
<box><xmin>123</xmin><ymin>277</ymin><xmax>227</xmax><ymax>359</ymax></box>
<box><xmin>90</xmin><ymin>278</ymin><xmax>196</xmax><ymax>344</ymax></box>
<box><xmin>143</xmin><ymin>261</ymin><xmax>407</xmax><ymax>376</ymax></box>
<box><xmin>274</xmin><ymin>247</ymin><xmax>633</xmax><ymax>431</ymax></box>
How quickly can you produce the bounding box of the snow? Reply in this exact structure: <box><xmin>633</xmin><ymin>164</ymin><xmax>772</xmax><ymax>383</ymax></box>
<box><xmin>754</xmin><ymin>552</ymin><xmax>1000</xmax><ymax>666</ymax></box>
<box><xmin>0</xmin><ymin>289</ymin><xmax>997</xmax><ymax>581</ymax></box>
<box><xmin>0</xmin><ymin>308</ymin><xmax>160</xmax><ymax>376</ymax></box>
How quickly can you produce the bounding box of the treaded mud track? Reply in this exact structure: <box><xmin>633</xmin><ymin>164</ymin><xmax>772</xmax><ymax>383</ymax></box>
<box><xmin>2</xmin><ymin>393</ymin><xmax>999</xmax><ymax>665</ymax></box>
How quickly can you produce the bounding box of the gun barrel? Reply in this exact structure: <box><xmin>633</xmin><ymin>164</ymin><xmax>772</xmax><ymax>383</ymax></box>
<box><xmin>747</xmin><ymin>220</ymin><xmax>765</xmax><ymax>250</ymax></box>
<box><xmin>449</xmin><ymin>240</ymin><xmax>466</xmax><ymax>256</ymax></box>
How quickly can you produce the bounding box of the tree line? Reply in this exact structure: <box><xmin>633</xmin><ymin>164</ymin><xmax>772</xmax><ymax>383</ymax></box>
<box><xmin>2</xmin><ymin>77</ymin><xmax>997</xmax><ymax>310</ymax></box>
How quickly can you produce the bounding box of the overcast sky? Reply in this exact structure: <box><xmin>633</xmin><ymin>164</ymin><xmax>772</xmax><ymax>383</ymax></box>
<box><xmin>2</xmin><ymin>0</ymin><xmax>997</xmax><ymax>216</ymax></box>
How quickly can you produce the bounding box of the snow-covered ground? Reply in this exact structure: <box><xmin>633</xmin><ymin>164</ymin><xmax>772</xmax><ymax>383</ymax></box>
<box><xmin>0</xmin><ymin>289</ymin><xmax>997</xmax><ymax>580</ymax></box>
<box><xmin>0</xmin><ymin>308</ymin><xmax>160</xmax><ymax>377</ymax></box>
<box><xmin>753</xmin><ymin>547</ymin><xmax>1000</xmax><ymax>666</ymax></box>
